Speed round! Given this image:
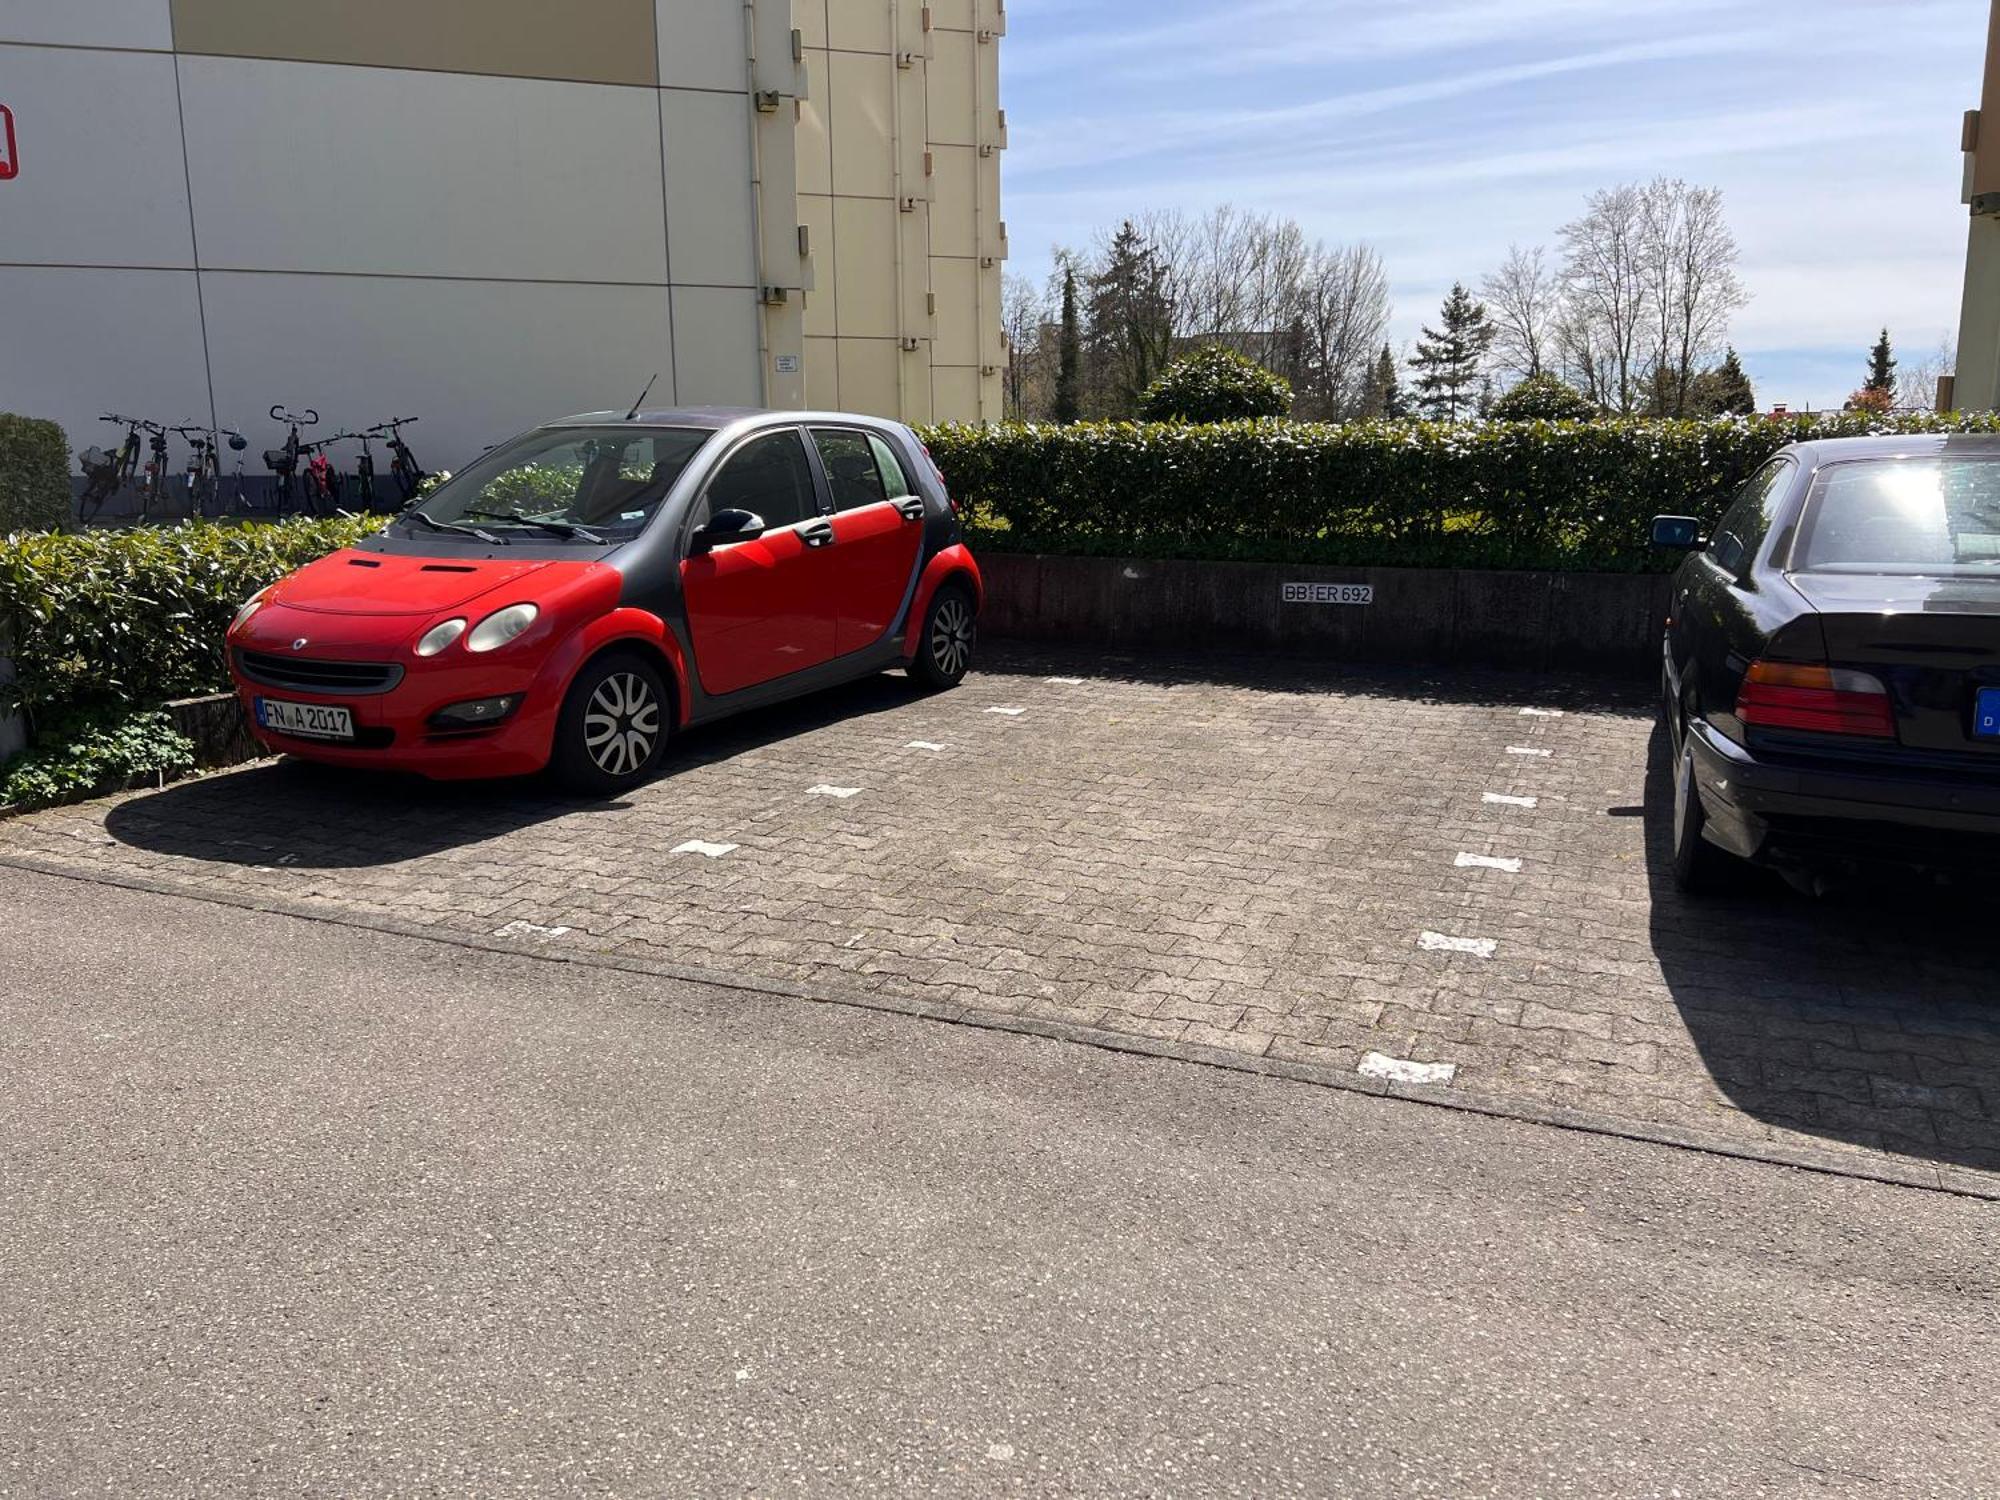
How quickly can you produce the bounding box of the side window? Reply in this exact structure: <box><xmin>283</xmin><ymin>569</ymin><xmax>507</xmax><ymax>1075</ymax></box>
<box><xmin>697</xmin><ymin>429</ymin><xmax>817</xmax><ymax>535</ymax></box>
<box><xmin>811</xmin><ymin>429</ymin><xmax>889</xmax><ymax>513</ymax></box>
<box><xmin>867</xmin><ymin>434</ymin><xmax>913</xmax><ymax>500</ymax></box>
<box><xmin>1707</xmin><ymin>460</ymin><xmax>1790</xmax><ymax>577</ymax></box>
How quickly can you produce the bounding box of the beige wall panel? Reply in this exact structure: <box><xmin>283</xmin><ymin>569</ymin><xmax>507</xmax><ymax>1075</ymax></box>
<box><xmin>171</xmin><ymin>0</ymin><xmax>657</xmax><ymax>85</ymax></box>
<box><xmin>0</xmin><ymin>266</ymin><xmax>209</xmax><ymax>471</ymax></box>
<box><xmin>931</xmin><ymin>364</ymin><xmax>979</xmax><ymax>423</ymax></box>
<box><xmin>928</xmin><ymin>0</ymin><xmax>976</xmax><ymax>30</ymax></box>
<box><xmin>671</xmin><ymin>286</ymin><xmax>762</xmax><ymax>405</ymax></box>
<box><xmin>925</xmin><ymin>29</ymin><xmax>977</xmax><ymax>145</ymax></box>
<box><xmin>931</xmin><ymin>256</ymin><xmax>979</xmax><ymax>366</ymax></box>
<box><xmin>835</xmin><ymin>338</ymin><xmax>899</xmax><ymax>417</ymax></box>
<box><xmin>832</xmin><ymin>197</ymin><xmax>898</xmax><ymax>339</ymax></box>
<box><xmin>978</xmin><ymin>264</ymin><xmax>1007</xmax><ymax>366</ymax></box>
<box><xmin>929</xmin><ymin>146</ymin><xmax>977</xmax><ymax>258</ymax></box>
<box><xmin>804</xmin><ymin>334</ymin><xmax>840</xmax><ymax>407</ymax></box>
<box><xmin>0</xmin><ymin>46</ymin><xmax>195</xmax><ymax>267</ymax></box>
<box><xmin>899</xmin><ymin>206</ymin><xmax>934</xmax><ymax>331</ymax></box>
<box><xmin>0</xmin><ymin>0</ymin><xmax>171</xmax><ymax>48</ymax></box>
<box><xmin>200</xmin><ymin>271</ymin><xmax>678</xmax><ymax>471</ymax></box>
<box><xmin>828</xmin><ymin>49</ymin><xmax>895</xmax><ymax>198</ymax></box>
<box><xmin>658</xmin><ymin>0</ymin><xmax>747</xmax><ymax>89</ymax></box>
<box><xmin>797</xmin><ymin>49</ymin><xmax>834</xmax><ymax>195</ymax></box>
<box><xmin>662</xmin><ymin>89</ymin><xmax>756</xmax><ymax>287</ymax></box>
<box><xmin>179</xmin><ymin>57</ymin><xmax>670</xmax><ymax>285</ymax></box>
<box><xmin>978</xmin><ymin>155</ymin><xmax>1003</xmax><ymax>249</ymax></box>
<box><xmin>794</xmin><ymin>0</ymin><xmax>827</xmax><ymax>50</ymax></box>
<box><xmin>901</xmin><ymin>349</ymin><xmax>933</xmax><ymax>424</ymax></box>
<box><xmin>825</xmin><ymin>0</ymin><xmax>891</xmax><ymax>55</ymax></box>
<box><xmin>798</xmin><ymin>196</ymin><xmax>838</xmax><ymax>336</ymax></box>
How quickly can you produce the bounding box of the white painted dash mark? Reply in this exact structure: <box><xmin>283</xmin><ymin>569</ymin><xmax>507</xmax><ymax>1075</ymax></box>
<box><xmin>986</xmin><ymin>706</ymin><xmax>1027</xmax><ymax>716</ymax></box>
<box><xmin>495</xmin><ymin>920</ymin><xmax>572</xmax><ymax>939</ymax></box>
<box><xmin>807</xmin><ymin>784</ymin><xmax>862</xmax><ymax>798</ymax></box>
<box><xmin>1505</xmin><ymin>745</ymin><xmax>1552</xmax><ymax>758</ymax></box>
<box><xmin>1455</xmin><ymin>852</ymin><xmax>1523</xmax><ymax>873</ymax></box>
<box><xmin>1359</xmin><ymin>1051</ymin><xmax>1459</xmax><ymax>1086</ymax></box>
<box><xmin>673</xmin><ymin>839</ymin><xmax>738</xmax><ymax>858</ymax></box>
<box><xmin>1418</xmin><ymin>930</ymin><xmax>1498</xmax><ymax>958</ymax></box>
<box><xmin>906</xmin><ymin>740</ymin><xmax>947</xmax><ymax>752</ymax></box>
<box><xmin>1518</xmin><ymin>707</ymin><xmax>1565</xmax><ymax>718</ymax></box>
<box><xmin>1483</xmin><ymin>792</ymin><xmax>1539</xmax><ymax>808</ymax></box>
<box><xmin>1044</xmin><ymin>676</ymin><xmax>1084</xmax><ymax>685</ymax></box>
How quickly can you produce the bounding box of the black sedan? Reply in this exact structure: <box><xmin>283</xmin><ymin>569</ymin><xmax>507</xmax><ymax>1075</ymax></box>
<box><xmin>1653</xmin><ymin>434</ymin><xmax>2000</xmax><ymax>893</ymax></box>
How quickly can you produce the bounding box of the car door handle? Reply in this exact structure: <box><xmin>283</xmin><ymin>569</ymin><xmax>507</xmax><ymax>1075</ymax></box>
<box><xmin>799</xmin><ymin>519</ymin><xmax>836</xmax><ymax>548</ymax></box>
<box><xmin>895</xmin><ymin>497</ymin><xmax>926</xmax><ymax>522</ymax></box>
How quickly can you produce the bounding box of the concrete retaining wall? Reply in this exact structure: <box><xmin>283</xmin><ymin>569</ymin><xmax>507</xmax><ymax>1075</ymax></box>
<box><xmin>978</xmin><ymin>554</ymin><xmax>1671</xmax><ymax>676</ymax></box>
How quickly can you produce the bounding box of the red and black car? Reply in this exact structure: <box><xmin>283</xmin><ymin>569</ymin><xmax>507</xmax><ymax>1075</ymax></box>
<box><xmin>226</xmin><ymin>408</ymin><xmax>983</xmax><ymax>793</ymax></box>
<box><xmin>1654</xmin><ymin>434</ymin><xmax>2000</xmax><ymax>892</ymax></box>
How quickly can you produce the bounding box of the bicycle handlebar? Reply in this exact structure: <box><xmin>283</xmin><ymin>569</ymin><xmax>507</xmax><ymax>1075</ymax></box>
<box><xmin>100</xmin><ymin>412</ymin><xmax>168</xmax><ymax>433</ymax></box>
<box><xmin>369</xmin><ymin>416</ymin><xmax>420</xmax><ymax>433</ymax></box>
<box><xmin>270</xmin><ymin>405</ymin><xmax>320</xmax><ymax>426</ymax></box>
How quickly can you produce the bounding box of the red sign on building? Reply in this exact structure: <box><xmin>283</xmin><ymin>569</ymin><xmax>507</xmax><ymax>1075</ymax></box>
<box><xmin>0</xmin><ymin>105</ymin><xmax>16</xmax><ymax>181</ymax></box>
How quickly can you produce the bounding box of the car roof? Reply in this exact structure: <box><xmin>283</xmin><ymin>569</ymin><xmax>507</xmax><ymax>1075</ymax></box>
<box><xmin>1782</xmin><ymin>432</ymin><xmax>2000</xmax><ymax>465</ymax></box>
<box><xmin>544</xmin><ymin>406</ymin><xmax>907</xmax><ymax>433</ymax></box>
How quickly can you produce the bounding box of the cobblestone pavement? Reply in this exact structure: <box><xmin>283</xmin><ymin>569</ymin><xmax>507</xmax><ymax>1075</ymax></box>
<box><xmin>7</xmin><ymin>647</ymin><xmax>1999</xmax><ymax>1189</ymax></box>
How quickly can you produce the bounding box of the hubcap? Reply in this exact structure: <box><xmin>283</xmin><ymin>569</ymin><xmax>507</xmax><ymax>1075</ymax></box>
<box><xmin>583</xmin><ymin>672</ymin><xmax>660</xmax><ymax>778</ymax></box>
<box><xmin>930</xmin><ymin>597</ymin><xmax>974</xmax><ymax>678</ymax></box>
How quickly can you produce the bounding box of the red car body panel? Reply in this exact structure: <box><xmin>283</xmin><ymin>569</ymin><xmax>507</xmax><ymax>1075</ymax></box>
<box><xmin>679</xmin><ymin>526</ymin><xmax>841</xmax><ymax>695</ymax></box>
<box><xmin>903</xmin><ymin>545</ymin><xmax>984</xmax><ymax>660</ymax></box>
<box><xmin>830</xmin><ymin>499</ymin><xmax>926</xmax><ymax>652</ymax></box>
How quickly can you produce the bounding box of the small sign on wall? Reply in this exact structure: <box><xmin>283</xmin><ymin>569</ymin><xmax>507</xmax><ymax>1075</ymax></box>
<box><xmin>773</xmin><ymin>353</ymin><xmax>801</xmax><ymax>375</ymax></box>
<box><xmin>0</xmin><ymin>106</ymin><xmax>16</xmax><ymax>181</ymax></box>
<box><xmin>1281</xmin><ymin>581</ymin><xmax>1373</xmax><ymax>605</ymax></box>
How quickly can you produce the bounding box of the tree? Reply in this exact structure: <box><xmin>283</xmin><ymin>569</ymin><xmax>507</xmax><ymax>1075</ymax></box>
<box><xmin>1490</xmin><ymin>373</ymin><xmax>1595</xmax><ymax>421</ymax></box>
<box><xmin>1139</xmin><ymin>345</ymin><xmax>1291</xmax><ymax>422</ymax></box>
<box><xmin>1559</xmin><ymin>184</ymin><xmax>1650</xmax><ymax>414</ymax></box>
<box><xmin>1001</xmin><ymin>273</ymin><xmax>1049</xmax><ymax>419</ymax></box>
<box><xmin>1408</xmin><ymin>283</ymin><xmax>1495</xmax><ymax>421</ymax></box>
<box><xmin>1864</xmin><ymin>328</ymin><xmax>1896</xmax><ymax>398</ymax></box>
<box><xmin>1481</xmin><ymin>244</ymin><xmax>1560</xmax><ymax>381</ymax></box>
<box><xmin>1287</xmin><ymin>242</ymin><xmax>1391</xmax><ymax>419</ymax></box>
<box><xmin>1052</xmin><ymin>266</ymin><xmax>1082</xmax><ymax>424</ymax></box>
<box><xmin>1636</xmin><ymin>178</ymin><xmax>1746</xmax><ymax>416</ymax></box>
<box><xmin>1686</xmin><ymin>347</ymin><xmax>1755</xmax><ymax>415</ymax></box>
<box><xmin>1085</xmin><ymin>221</ymin><xmax>1176</xmax><ymax>416</ymax></box>
<box><xmin>1847</xmin><ymin>385</ymin><xmax>1894</xmax><ymax>415</ymax></box>
<box><xmin>1897</xmin><ymin>336</ymin><xmax>1956</xmax><ymax>412</ymax></box>
<box><xmin>1360</xmin><ymin>344</ymin><xmax>1406</xmax><ymax>418</ymax></box>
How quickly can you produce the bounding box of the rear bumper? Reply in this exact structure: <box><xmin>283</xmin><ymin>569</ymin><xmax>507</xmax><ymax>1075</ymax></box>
<box><xmin>1687</xmin><ymin>719</ymin><xmax>2000</xmax><ymax>869</ymax></box>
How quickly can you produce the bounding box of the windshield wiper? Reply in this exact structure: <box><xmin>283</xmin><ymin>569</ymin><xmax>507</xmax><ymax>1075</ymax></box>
<box><xmin>402</xmin><ymin>510</ymin><xmax>506</xmax><ymax>545</ymax></box>
<box><xmin>462</xmin><ymin>508</ymin><xmax>604</xmax><ymax>544</ymax></box>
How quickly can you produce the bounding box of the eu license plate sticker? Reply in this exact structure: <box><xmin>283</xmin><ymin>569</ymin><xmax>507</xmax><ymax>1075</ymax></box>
<box><xmin>1976</xmin><ymin>688</ymin><xmax>2000</xmax><ymax>739</ymax></box>
<box><xmin>255</xmin><ymin>697</ymin><xmax>356</xmax><ymax>741</ymax></box>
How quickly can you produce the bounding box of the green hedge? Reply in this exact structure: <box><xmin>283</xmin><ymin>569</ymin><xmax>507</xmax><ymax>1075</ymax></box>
<box><xmin>922</xmin><ymin>412</ymin><xmax>2000</xmax><ymax>572</ymax></box>
<box><xmin>0</xmin><ymin>516</ymin><xmax>377</xmax><ymax>731</ymax></box>
<box><xmin>0</xmin><ymin>414</ymin><xmax>72</xmax><ymax>534</ymax></box>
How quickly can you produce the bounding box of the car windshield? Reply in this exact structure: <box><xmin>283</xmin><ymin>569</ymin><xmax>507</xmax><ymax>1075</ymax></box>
<box><xmin>1793</xmin><ymin>456</ymin><xmax>2000</xmax><ymax>574</ymax></box>
<box><xmin>403</xmin><ymin>426</ymin><xmax>713</xmax><ymax>541</ymax></box>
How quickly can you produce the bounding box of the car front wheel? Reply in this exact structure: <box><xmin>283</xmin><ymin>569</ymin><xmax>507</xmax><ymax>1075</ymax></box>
<box><xmin>552</xmin><ymin>651</ymin><xmax>669</xmax><ymax>796</ymax></box>
<box><xmin>1669</xmin><ymin>727</ymin><xmax>1734</xmax><ymax>896</ymax></box>
<box><xmin>910</xmin><ymin>582</ymin><xmax>976</xmax><ymax>690</ymax></box>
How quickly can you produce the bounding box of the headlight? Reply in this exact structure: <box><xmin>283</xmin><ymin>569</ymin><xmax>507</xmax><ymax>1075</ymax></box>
<box><xmin>230</xmin><ymin>587</ymin><xmax>271</xmax><ymax>633</ymax></box>
<box><xmin>466</xmin><ymin>603</ymin><xmax>538</xmax><ymax>653</ymax></box>
<box><xmin>415</xmin><ymin>618</ymin><xmax>467</xmax><ymax>657</ymax></box>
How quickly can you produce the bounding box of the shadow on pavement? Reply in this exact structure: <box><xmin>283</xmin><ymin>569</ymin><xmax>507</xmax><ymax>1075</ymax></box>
<box><xmin>1642</xmin><ymin>717</ymin><xmax>2000</xmax><ymax>1174</ymax></box>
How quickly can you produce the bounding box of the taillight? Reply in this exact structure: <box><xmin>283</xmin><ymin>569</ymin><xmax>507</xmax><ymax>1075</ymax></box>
<box><xmin>1736</xmin><ymin>660</ymin><xmax>1895</xmax><ymax>738</ymax></box>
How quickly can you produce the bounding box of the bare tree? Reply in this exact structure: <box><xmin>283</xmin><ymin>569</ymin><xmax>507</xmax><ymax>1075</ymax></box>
<box><xmin>1637</xmin><ymin>178</ymin><xmax>1747</xmax><ymax>416</ymax></box>
<box><xmin>1287</xmin><ymin>242</ymin><xmax>1391</xmax><ymax>419</ymax></box>
<box><xmin>1001</xmin><ymin>273</ymin><xmax>1050</xmax><ymax>418</ymax></box>
<box><xmin>1481</xmin><ymin>244</ymin><xmax>1560</xmax><ymax>382</ymax></box>
<box><xmin>1558</xmin><ymin>185</ymin><xmax>1651</xmax><ymax>414</ymax></box>
<box><xmin>1898</xmin><ymin>335</ymin><xmax>1959</xmax><ymax>411</ymax></box>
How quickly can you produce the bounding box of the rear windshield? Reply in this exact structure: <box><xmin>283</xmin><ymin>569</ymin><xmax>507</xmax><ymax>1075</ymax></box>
<box><xmin>404</xmin><ymin>426</ymin><xmax>713</xmax><ymax>542</ymax></box>
<box><xmin>1792</xmin><ymin>456</ymin><xmax>2000</xmax><ymax>574</ymax></box>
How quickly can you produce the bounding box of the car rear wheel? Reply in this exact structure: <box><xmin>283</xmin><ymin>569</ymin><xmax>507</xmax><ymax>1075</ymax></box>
<box><xmin>1670</xmin><ymin>728</ymin><xmax>1735</xmax><ymax>896</ymax></box>
<box><xmin>552</xmin><ymin>651</ymin><xmax>669</xmax><ymax>796</ymax></box>
<box><xmin>910</xmin><ymin>582</ymin><xmax>976</xmax><ymax>690</ymax></box>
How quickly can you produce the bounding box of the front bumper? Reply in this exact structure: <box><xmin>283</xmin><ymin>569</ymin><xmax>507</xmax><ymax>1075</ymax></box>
<box><xmin>1687</xmin><ymin>718</ymin><xmax>2000</xmax><ymax>871</ymax></box>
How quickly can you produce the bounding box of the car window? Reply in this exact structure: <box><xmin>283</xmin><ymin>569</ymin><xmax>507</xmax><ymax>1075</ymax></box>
<box><xmin>811</xmin><ymin>429</ymin><xmax>889</xmax><ymax>513</ymax></box>
<box><xmin>1707</xmin><ymin>459</ymin><xmax>1790</xmax><ymax>577</ymax></box>
<box><xmin>1794</xmin><ymin>456</ymin><xmax>2000</xmax><ymax>573</ymax></box>
<box><xmin>697</xmin><ymin>429</ymin><xmax>818</xmax><ymax>534</ymax></box>
<box><xmin>867</xmin><ymin>434</ymin><xmax>913</xmax><ymax>500</ymax></box>
<box><xmin>410</xmin><ymin>427</ymin><xmax>711</xmax><ymax>538</ymax></box>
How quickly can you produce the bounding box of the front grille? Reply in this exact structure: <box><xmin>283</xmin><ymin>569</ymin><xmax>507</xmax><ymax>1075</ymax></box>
<box><xmin>237</xmin><ymin>649</ymin><xmax>404</xmax><ymax>696</ymax></box>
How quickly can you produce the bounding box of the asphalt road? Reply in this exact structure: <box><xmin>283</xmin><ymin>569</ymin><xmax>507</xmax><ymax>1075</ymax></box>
<box><xmin>2</xmin><ymin>865</ymin><xmax>1995</xmax><ymax>1498</ymax></box>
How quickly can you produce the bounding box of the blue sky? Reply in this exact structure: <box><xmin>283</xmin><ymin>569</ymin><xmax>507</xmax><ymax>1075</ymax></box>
<box><xmin>999</xmin><ymin>0</ymin><xmax>1985</xmax><ymax>409</ymax></box>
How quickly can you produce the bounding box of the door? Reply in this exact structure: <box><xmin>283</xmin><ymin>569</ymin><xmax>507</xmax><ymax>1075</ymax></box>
<box><xmin>1670</xmin><ymin>458</ymin><xmax>1792</xmax><ymax>730</ymax></box>
<box><xmin>810</xmin><ymin>427</ymin><xmax>927</xmax><ymax>652</ymax></box>
<box><xmin>680</xmin><ymin>428</ymin><xmax>840</xmax><ymax>696</ymax></box>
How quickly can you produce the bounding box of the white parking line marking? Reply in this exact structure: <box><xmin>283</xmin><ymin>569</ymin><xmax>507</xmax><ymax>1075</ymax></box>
<box><xmin>1045</xmin><ymin>676</ymin><xmax>1085</xmax><ymax>685</ymax></box>
<box><xmin>1505</xmin><ymin>745</ymin><xmax>1552</xmax><ymax>757</ymax></box>
<box><xmin>1359</xmin><ymin>1051</ymin><xmax>1459</xmax><ymax>1086</ymax></box>
<box><xmin>906</xmin><ymin>740</ymin><xmax>947</xmax><ymax>752</ymax></box>
<box><xmin>1483</xmin><ymin>792</ymin><xmax>1539</xmax><ymax>808</ymax></box>
<box><xmin>807</xmin><ymin>784</ymin><xmax>862</xmax><ymax>798</ymax></box>
<box><xmin>986</xmin><ymin>706</ymin><xmax>1027</xmax><ymax>716</ymax></box>
<box><xmin>1418</xmin><ymin>931</ymin><xmax>1498</xmax><ymax>958</ymax></box>
<box><xmin>1518</xmin><ymin>707</ymin><xmax>1565</xmax><ymax>717</ymax></box>
<box><xmin>673</xmin><ymin>840</ymin><xmax>738</xmax><ymax>858</ymax></box>
<box><xmin>1455</xmin><ymin>852</ymin><xmax>1523</xmax><ymax>873</ymax></box>
<box><xmin>495</xmin><ymin>920</ymin><xmax>572</xmax><ymax>939</ymax></box>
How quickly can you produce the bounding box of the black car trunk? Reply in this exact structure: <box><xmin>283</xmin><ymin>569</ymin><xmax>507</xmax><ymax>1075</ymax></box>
<box><xmin>1788</xmin><ymin>572</ymin><xmax>2000</xmax><ymax>761</ymax></box>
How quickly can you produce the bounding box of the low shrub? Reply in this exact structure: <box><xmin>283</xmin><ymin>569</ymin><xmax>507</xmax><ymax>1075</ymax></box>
<box><xmin>1490</xmin><ymin>375</ymin><xmax>1597</xmax><ymax>422</ymax></box>
<box><xmin>0</xmin><ymin>414</ymin><xmax>72</xmax><ymax>533</ymax></box>
<box><xmin>0</xmin><ymin>709</ymin><xmax>194</xmax><ymax>812</ymax></box>
<box><xmin>1138</xmin><ymin>346</ymin><xmax>1292</xmax><ymax>423</ymax></box>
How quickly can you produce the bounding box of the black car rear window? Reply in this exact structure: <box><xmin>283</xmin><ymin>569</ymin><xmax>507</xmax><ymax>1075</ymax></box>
<box><xmin>1792</xmin><ymin>456</ymin><xmax>2000</xmax><ymax>574</ymax></box>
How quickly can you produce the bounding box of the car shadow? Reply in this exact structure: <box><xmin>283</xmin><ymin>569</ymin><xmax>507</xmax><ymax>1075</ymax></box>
<box><xmin>103</xmin><ymin>670</ymin><xmax>934</xmax><ymax>871</ymax></box>
<box><xmin>1642</xmin><ymin>717</ymin><xmax>2000</xmax><ymax>1174</ymax></box>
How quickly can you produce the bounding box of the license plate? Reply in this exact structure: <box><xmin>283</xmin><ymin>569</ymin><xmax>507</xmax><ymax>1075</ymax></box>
<box><xmin>1978</xmin><ymin>689</ymin><xmax>2000</xmax><ymax>740</ymax></box>
<box><xmin>255</xmin><ymin>697</ymin><xmax>355</xmax><ymax>741</ymax></box>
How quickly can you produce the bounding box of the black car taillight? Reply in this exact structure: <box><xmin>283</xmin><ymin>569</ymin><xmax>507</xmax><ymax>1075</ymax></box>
<box><xmin>1736</xmin><ymin>660</ymin><xmax>1894</xmax><ymax>738</ymax></box>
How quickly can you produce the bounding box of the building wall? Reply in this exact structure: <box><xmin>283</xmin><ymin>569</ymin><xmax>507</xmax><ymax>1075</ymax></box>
<box><xmin>0</xmin><ymin>0</ymin><xmax>1001</xmax><ymax>479</ymax></box>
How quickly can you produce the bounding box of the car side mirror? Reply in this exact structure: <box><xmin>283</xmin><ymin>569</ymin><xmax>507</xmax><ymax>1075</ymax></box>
<box><xmin>1651</xmin><ymin>515</ymin><xmax>1703</xmax><ymax>550</ymax></box>
<box><xmin>690</xmin><ymin>507</ymin><xmax>767</xmax><ymax>555</ymax></box>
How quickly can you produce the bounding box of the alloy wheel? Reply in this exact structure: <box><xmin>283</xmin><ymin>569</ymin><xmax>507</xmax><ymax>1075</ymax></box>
<box><xmin>583</xmin><ymin>671</ymin><xmax>661</xmax><ymax>778</ymax></box>
<box><xmin>930</xmin><ymin>596</ymin><xmax>974</xmax><ymax>678</ymax></box>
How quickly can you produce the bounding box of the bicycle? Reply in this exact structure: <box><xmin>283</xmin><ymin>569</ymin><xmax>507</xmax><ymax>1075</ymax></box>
<box><xmin>138</xmin><ymin>419</ymin><xmax>171</xmax><ymax>518</ymax></box>
<box><xmin>264</xmin><ymin>405</ymin><xmax>318</xmax><ymax>515</ymax></box>
<box><xmin>327</xmin><ymin>428</ymin><xmax>386</xmax><ymax>511</ymax></box>
<box><xmin>77</xmin><ymin>413</ymin><xmax>164</xmax><ymax>521</ymax></box>
<box><xmin>299</xmin><ymin>431</ymin><xmax>347</xmax><ymax>514</ymax></box>
<box><xmin>173</xmin><ymin>423</ymin><xmax>248</xmax><ymax>517</ymax></box>
<box><xmin>371</xmin><ymin>416</ymin><xmax>426</xmax><ymax>503</ymax></box>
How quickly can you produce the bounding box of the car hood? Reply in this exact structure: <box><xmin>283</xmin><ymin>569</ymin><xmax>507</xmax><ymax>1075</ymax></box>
<box><xmin>1786</xmin><ymin>570</ymin><xmax>2000</xmax><ymax>617</ymax></box>
<box><xmin>273</xmin><ymin>549</ymin><xmax>557</xmax><ymax>617</ymax></box>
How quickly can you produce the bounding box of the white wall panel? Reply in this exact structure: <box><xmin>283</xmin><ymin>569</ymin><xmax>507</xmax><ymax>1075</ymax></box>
<box><xmin>668</xmin><ymin>286</ymin><xmax>760</xmax><ymax>406</ymax></box>
<box><xmin>0</xmin><ymin>45</ymin><xmax>194</xmax><ymax>266</ymax></box>
<box><xmin>657</xmin><ymin>0</ymin><xmax>743</xmax><ymax>91</ymax></box>
<box><xmin>0</xmin><ymin>0</ymin><xmax>171</xmax><ymax>49</ymax></box>
<box><xmin>0</xmin><ymin>265</ymin><xmax>209</xmax><ymax>471</ymax></box>
<box><xmin>200</xmin><ymin>272</ymin><xmax>678</xmax><ymax>473</ymax></box>
<box><xmin>661</xmin><ymin>88</ymin><xmax>754</xmax><ymax>287</ymax></box>
<box><xmin>178</xmin><ymin>57</ymin><xmax>670</xmax><ymax>284</ymax></box>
